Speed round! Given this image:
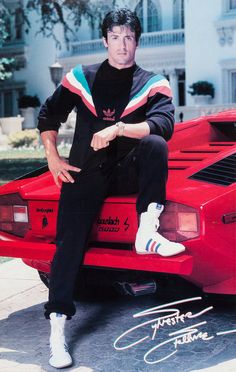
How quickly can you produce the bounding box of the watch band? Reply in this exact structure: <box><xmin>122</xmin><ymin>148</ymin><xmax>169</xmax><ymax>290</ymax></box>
<box><xmin>116</xmin><ymin>121</ymin><xmax>126</xmax><ymax>137</ymax></box>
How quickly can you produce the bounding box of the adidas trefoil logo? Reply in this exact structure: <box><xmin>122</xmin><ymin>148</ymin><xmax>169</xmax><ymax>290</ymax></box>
<box><xmin>103</xmin><ymin>108</ymin><xmax>115</xmax><ymax>121</ymax></box>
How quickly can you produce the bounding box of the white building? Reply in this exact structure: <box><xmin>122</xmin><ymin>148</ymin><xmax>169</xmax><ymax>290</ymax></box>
<box><xmin>0</xmin><ymin>0</ymin><xmax>236</xmax><ymax>122</ymax></box>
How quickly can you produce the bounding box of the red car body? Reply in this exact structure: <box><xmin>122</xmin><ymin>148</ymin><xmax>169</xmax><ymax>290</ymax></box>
<box><xmin>0</xmin><ymin>110</ymin><xmax>235</xmax><ymax>295</ymax></box>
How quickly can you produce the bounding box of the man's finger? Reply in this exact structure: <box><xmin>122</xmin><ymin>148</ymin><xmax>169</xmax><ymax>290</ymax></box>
<box><xmin>67</xmin><ymin>165</ymin><xmax>81</xmax><ymax>173</ymax></box>
<box><xmin>54</xmin><ymin>176</ymin><xmax>61</xmax><ymax>188</ymax></box>
<box><xmin>61</xmin><ymin>170</ymin><xmax>75</xmax><ymax>183</ymax></box>
<box><xmin>57</xmin><ymin>172</ymin><xmax>69</xmax><ymax>182</ymax></box>
<box><xmin>91</xmin><ymin>142</ymin><xmax>97</xmax><ymax>150</ymax></box>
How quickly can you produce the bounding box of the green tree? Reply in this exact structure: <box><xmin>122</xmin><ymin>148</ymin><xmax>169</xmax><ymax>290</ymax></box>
<box><xmin>0</xmin><ymin>1</ymin><xmax>15</xmax><ymax>81</ymax></box>
<box><xmin>24</xmin><ymin>0</ymin><xmax>117</xmax><ymax>48</ymax></box>
<box><xmin>0</xmin><ymin>0</ymin><xmax>117</xmax><ymax>80</ymax></box>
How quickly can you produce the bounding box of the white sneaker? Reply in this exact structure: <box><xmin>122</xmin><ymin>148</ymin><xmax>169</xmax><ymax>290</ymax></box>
<box><xmin>49</xmin><ymin>312</ymin><xmax>72</xmax><ymax>369</ymax></box>
<box><xmin>135</xmin><ymin>203</ymin><xmax>185</xmax><ymax>257</ymax></box>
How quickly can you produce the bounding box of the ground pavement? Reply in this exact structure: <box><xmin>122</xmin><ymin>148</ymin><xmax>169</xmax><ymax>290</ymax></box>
<box><xmin>0</xmin><ymin>259</ymin><xmax>236</xmax><ymax>372</ymax></box>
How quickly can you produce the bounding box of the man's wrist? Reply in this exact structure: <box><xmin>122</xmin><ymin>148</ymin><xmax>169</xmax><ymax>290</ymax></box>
<box><xmin>116</xmin><ymin>121</ymin><xmax>126</xmax><ymax>137</ymax></box>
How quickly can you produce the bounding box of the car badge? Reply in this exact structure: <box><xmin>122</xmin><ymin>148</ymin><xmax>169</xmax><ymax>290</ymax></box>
<box><xmin>42</xmin><ymin>215</ymin><xmax>48</xmax><ymax>229</ymax></box>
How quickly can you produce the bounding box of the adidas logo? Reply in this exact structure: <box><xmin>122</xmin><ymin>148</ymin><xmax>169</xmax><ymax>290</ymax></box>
<box><xmin>103</xmin><ymin>108</ymin><xmax>115</xmax><ymax>121</ymax></box>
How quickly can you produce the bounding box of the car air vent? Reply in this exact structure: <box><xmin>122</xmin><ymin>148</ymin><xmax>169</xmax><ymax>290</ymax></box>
<box><xmin>209</xmin><ymin>143</ymin><xmax>234</xmax><ymax>147</ymax></box>
<box><xmin>189</xmin><ymin>153</ymin><xmax>236</xmax><ymax>186</ymax></box>
<box><xmin>168</xmin><ymin>166</ymin><xmax>188</xmax><ymax>170</ymax></box>
<box><xmin>181</xmin><ymin>149</ymin><xmax>219</xmax><ymax>153</ymax></box>
<box><xmin>210</xmin><ymin>121</ymin><xmax>236</xmax><ymax>140</ymax></box>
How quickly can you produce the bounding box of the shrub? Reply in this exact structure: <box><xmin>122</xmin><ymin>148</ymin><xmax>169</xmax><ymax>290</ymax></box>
<box><xmin>8</xmin><ymin>129</ymin><xmax>38</xmax><ymax>148</ymax></box>
<box><xmin>188</xmin><ymin>81</ymin><xmax>215</xmax><ymax>98</ymax></box>
<box><xmin>18</xmin><ymin>95</ymin><xmax>41</xmax><ymax>108</ymax></box>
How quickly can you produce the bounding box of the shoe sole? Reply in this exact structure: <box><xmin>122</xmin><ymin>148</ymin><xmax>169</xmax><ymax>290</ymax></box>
<box><xmin>135</xmin><ymin>247</ymin><xmax>185</xmax><ymax>257</ymax></box>
<box><xmin>49</xmin><ymin>360</ymin><xmax>72</xmax><ymax>369</ymax></box>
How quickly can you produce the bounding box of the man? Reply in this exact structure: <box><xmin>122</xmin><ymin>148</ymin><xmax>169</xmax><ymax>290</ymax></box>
<box><xmin>38</xmin><ymin>8</ymin><xmax>185</xmax><ymax>368</ymax></box>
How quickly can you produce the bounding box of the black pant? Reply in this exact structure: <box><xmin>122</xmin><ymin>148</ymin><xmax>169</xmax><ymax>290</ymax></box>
<box><xmin>44</xmin><ymin>135</ymin><xmax>168</xmax><ymax>318</ymax></box>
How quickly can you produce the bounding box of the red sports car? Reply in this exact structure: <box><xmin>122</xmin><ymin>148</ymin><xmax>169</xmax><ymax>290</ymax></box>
<box><xmin>0</xmin><ymin>110</ymin><xmax>235</xmax><ymax>296</ymax></box>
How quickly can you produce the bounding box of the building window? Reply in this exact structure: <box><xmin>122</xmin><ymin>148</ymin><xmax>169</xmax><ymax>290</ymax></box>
<box><xmin>5</xmin><ymin>17</ymin><xmax>12</xmax><ymax>42</ymax></box>
<box><xmin>15</xmin><ymin>8</ymin><xmax>23</xmax><ymax>40</ymax></box>
<box><xmin>135</xmin><ymin>0</ymin><xmax>161</xmax><ymax>33</ymax></box>
<box><xmin>224</xmin><ymin>0</ymin><xmax>236</xmax><ymax>12</ymax></box>
<box><xmin>173</xmin><ymin>0</ymin><xmax>185</xmax><ymax>29</ymax></box>
<box><xmin>220</xmin><ymin>59</ymin><xmax>236</xmax><ymax>102</ymax></box>
<box><xmin>3</xmin><ymin>6</ymin><xmax>23</xmax><ymax>43</ymax></box>
<box><xmin>135</xmin><ymin>0</ymin><xmax>144</xmax><ymax>31</ymax></box>
<box><xmin>147</xmin><ymin>0</ymin><xmax>159</xmax><ymax>32</ymax></box>
<box><xmin>3</xmin><ymin>91</ymin><xmax>14</xmax><ymax>117</ymax></box>
<box><xmin>0</xmin><ymin>86</ymin><xmax>25</xmax><ymax>117</ymax></box>
<box><xmin>230</xmin><ymin>71</ymin><xmax>236</xmax><ymax>102</ymax></box>
<box><xmin>229</xmin><ymin>0</ymin><xmax>236</xmax><ymax>10</ymax></box>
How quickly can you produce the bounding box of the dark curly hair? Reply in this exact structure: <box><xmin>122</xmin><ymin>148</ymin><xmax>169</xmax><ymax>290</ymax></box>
<box><xmin>101</xmin><ymin>8</ymin><xmax>142</xmax><ymax>43</ymax></box>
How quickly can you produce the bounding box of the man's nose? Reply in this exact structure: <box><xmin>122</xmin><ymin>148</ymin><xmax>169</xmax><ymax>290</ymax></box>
<box><xmin>120</xmin><ymin>38</ymin><xmax>127</xmax><ymax>49</ymax></box>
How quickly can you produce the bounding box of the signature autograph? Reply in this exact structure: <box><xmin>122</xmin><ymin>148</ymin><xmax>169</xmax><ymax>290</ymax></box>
<box><xmin>113</xmin><ymin>297</ymin><xmax>236</xmax><ymax>364</ymax></box>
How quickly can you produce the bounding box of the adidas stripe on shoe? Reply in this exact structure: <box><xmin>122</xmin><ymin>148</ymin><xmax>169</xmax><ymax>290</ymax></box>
<box><xmin>135</xmin><ymin>203</ymin><xmax>185</xmax><ymax>257</ymax></box>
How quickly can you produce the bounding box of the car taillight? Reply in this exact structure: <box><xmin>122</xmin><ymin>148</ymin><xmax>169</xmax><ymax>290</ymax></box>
<box><xmin>0</xmin><ymin>194</ymin><xmax>30</xmax><ymax>237</ymax></box>
<box><xmin>13</xmin><ymin>205</ymin><xmax>28</xmax><ymax>222</ymax></box>
<box><xmin>0</xmin><ymin>205</ymin><xmax>13</xmax><ymax>221</ymax></box>
<box><xmin>159</xmin><ymin>201</ymin><xmax>200</xmax><ymax>242</ymax></box>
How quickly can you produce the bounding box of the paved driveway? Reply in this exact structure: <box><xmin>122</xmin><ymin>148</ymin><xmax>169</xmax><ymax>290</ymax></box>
<box><xmin>0</xmin><ymin>259</ymin><xmax>236</xmax><ymax>372</ymax></box>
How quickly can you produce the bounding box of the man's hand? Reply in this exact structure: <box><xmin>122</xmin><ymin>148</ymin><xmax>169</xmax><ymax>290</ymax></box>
<box><xmin>90</xmin><ymin>125</ymin><xmax>118</xmax><ymax>151</ymax></box>
<box><xmin>90</xmin><ymin>122</ymin><xmax>151</xmax><ymax>151</ymax></box>
<box><xmin>48</xmin><ymin>156</ymin><xmax>81</xmax><ymax>188</ymax></box>
<box><xmin>40</xmin><ymin>130</ymin><xmax>81</xmax><ymax>188</ymax></box>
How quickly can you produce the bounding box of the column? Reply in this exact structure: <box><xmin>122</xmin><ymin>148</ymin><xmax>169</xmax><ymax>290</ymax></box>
<box><xmin>169</xmin><ymin>70</ymin><xmax>179</xmax><ymax>106</ymax></box>
<box><xmin>143</xmin><ymin>0</ymin><xmax>148</xmax><ymax>33</ymax></box>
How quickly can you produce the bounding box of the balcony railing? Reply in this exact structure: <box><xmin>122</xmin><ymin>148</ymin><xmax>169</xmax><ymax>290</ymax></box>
<box><xmin>175</xmin><ymin>104</ymin><xmax>236</xmax><ymax>122</ymax></box>
<box><xmin>139</xmin><ymin>29</ymin><xmax>184</xmax><ymax>47</ymax></box>
<box><xmin>70</xmin><ymin>39</ymin><xmax>104</xmax><ymax>56</ymax></box>
<box><xmin>69</xmin><ymin>29</ymin><xmax>185</xmax><ymax>56</ymax></box>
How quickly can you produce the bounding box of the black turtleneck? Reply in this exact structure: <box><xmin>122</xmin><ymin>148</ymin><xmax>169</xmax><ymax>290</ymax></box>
<box><xmin>92</xmin><ymin>59</ymin><xmax>137</xmax><ymax>122</ymax></box>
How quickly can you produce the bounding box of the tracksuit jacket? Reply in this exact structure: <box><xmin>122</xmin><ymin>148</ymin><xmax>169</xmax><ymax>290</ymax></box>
<box><xmin>38</xmin><ymin>59</ymin><xmax>175</xmax><ymax>169</ymax></box>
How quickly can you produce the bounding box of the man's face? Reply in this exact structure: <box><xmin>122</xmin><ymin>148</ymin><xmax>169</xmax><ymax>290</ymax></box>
<box><xmin>103</xmin><ymin>25</ymin><xmax>137</xmax><ymax>69</ymax></box>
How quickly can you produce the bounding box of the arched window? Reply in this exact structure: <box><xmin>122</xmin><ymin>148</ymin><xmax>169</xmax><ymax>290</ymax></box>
<box><xmin>173</xmin><ymin>0</ymin><xmax>185</xmax><ymax>29</ymax></box>
<box><xmin>135</xmin><ymin>0</ymin><xmax>144</xmax><ymax>32</ymax></box>
<box><xmin>135</xmin><ymin>0</ymin><xmax>161</xmax><ymax>33</ymax></box>
<box><xmin>147</xmin><ymin>0</ymin><xmax>159</xmax><ymax>32</ymax></box>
